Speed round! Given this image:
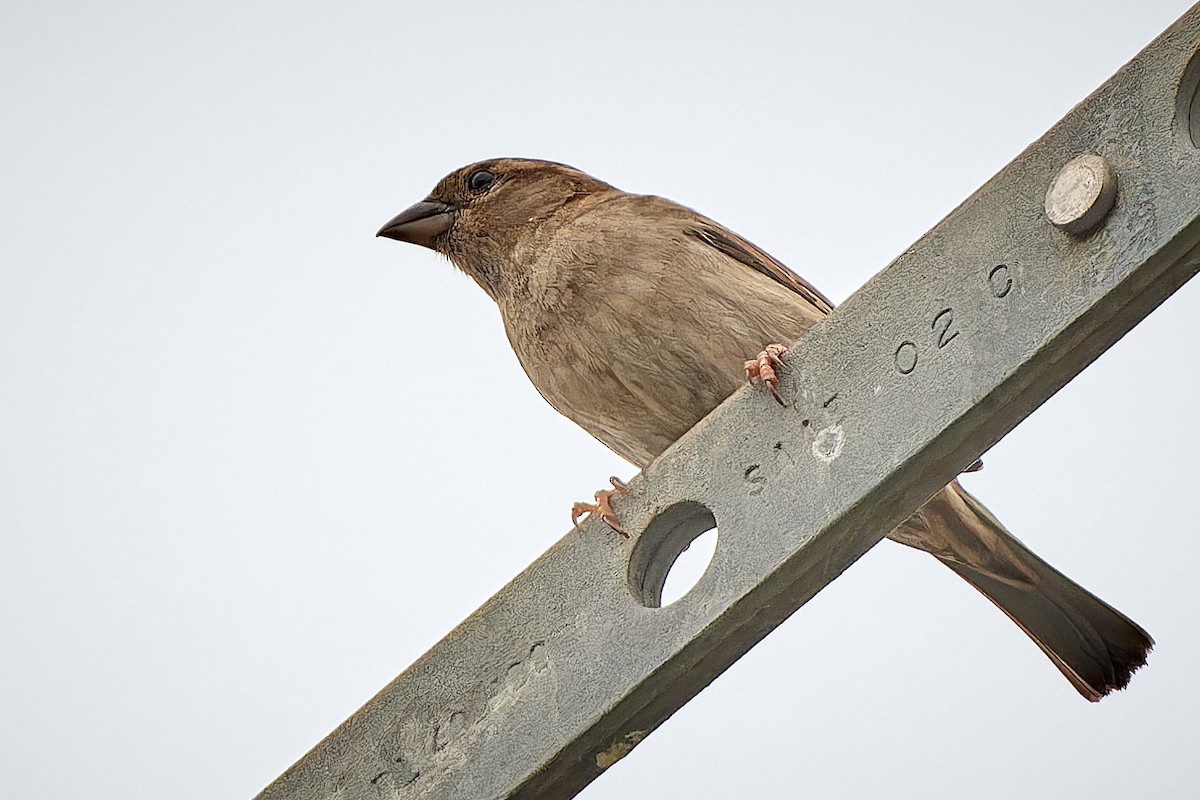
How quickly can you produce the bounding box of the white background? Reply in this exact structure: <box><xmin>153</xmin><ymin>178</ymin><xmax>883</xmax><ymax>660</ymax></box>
<box><xmin>3</xmin><ymin>2</ymin><xmax>1197</xmax><ymax>797</ymax></box>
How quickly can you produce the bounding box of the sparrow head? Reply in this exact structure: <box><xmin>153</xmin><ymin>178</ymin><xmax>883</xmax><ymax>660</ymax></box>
<box><xmin>377</xmin><ymin>158</ymin><xmax>611</xmax><ymax>299</ymax></box>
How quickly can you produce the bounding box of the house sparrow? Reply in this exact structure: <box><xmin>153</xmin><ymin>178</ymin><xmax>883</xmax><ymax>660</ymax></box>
<box><xmin>378</xmin><ymin>158</ymin><xmax>1152</xmax><ymax>701</ymax></box>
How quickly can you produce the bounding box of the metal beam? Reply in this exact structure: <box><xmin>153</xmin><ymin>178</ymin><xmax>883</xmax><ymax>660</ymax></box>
<box><xmin>257</xmin><ymin>7</ymin><xmax>1200</xmax><ymax>799</ymax></box>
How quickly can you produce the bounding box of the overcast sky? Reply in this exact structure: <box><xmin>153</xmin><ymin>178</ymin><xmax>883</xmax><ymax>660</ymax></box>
<box><xmin>3</xmin><ymin>2</ymin><xmax>1198</xmax><ymax>798</ymax></box>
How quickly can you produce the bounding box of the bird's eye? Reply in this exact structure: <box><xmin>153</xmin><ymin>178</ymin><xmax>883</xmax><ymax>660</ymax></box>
<box><xmin>466</xmin><ymin>168</ymin><xmax>494</xmax><ymax>191</ymax></box>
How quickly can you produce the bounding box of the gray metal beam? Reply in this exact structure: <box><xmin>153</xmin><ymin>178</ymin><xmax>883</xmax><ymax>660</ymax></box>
<box><xmin>257</xmin><ymin>8</ymin><xmax>1200</xmax><ymax>800</ymax></box>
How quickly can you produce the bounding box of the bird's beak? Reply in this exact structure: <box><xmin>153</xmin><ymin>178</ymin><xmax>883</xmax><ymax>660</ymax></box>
<box><xmin>376</xmin><ymin>200</ymin><xmax>453</xmax><ymax>248</ymax></box>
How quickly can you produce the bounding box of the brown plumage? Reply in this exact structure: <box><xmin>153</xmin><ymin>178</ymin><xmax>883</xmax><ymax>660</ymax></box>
<box><xmin>378</xmin><ymin>157</ymin><xmax>1152</xmax><ymax>701</ymax></box>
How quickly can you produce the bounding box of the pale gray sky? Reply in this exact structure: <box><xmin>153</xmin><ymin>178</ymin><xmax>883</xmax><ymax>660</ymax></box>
<box><xmin>3</xmin><ymin>2</ymin><xmax>1197</xmax><ymax>798</ymax></box>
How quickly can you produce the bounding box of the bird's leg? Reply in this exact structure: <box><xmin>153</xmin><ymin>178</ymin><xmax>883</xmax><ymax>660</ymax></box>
<box><xmin>745</xmin><ymin>343</ymin><xmax>788</xmax><ymax>406</ymax></box>
<box><xmin>571</xmin><ymin>476</ymin><xmax>630</xmax><ymax>537</ymax></box>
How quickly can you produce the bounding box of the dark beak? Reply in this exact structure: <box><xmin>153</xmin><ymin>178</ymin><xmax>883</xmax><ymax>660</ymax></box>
<box><xmin>376</xmin><ymin>200</ymin><xmax>453</xmax><ymax>248</ymax></box>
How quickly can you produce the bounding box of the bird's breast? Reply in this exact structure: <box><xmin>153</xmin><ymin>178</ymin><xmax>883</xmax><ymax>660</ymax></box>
<box><xmin>498</xmin><ymin>273</ymin><xmax>752</xmax><ymax>466</ymax></box>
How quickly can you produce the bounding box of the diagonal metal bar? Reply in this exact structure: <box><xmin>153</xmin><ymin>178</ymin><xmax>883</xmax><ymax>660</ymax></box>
<box><xmin>257</xmin><ymin>8</ymin><xmax>1200</xmax><ymax>800</ymax></box>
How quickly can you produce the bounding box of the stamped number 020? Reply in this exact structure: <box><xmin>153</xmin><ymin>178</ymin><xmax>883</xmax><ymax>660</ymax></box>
<box><xmin>893</xmin><ymin>264</ymin><xmax>1013</xmax><ymax>375</ymax></box>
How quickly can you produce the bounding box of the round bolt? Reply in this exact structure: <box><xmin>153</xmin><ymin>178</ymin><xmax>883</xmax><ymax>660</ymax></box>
<box><xmin>1044</xmin><ymin>153</ymin><xmax>1117</xmax><ymax>235</ymax></box>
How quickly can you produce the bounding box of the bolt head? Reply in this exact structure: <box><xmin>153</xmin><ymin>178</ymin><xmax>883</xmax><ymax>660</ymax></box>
<box><xmin>1044</xmin><ymin>153</ymin><xmax>1117</xmax><ymax>235</ymax></box>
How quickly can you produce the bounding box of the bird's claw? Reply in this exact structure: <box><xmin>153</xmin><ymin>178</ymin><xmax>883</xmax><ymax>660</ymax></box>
<box><xmin>571</xmin><ymin>476</ymin><xmax>630</xmax><ymax>537</ymax></box>
<box><xmin>745</xmin><ymin>343</ymin><xmax>788</xmax><ymax>406</ymax></box>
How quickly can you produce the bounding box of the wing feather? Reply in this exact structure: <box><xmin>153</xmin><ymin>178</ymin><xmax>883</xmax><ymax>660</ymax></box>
<box><xmin>684</xmin><ymin>223</ymin><xmax>835</xmax><ymax>316</ymax></box>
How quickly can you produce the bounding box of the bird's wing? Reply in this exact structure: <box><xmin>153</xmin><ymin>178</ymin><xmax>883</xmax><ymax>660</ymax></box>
<box><xmin>684</xmin><ymin>222</ymin><xmax>836</xmax><ymax>316</ymax></box>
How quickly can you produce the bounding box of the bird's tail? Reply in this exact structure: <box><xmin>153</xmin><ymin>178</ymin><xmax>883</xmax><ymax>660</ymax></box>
<box><xmin>890</xmin><ymin>481</ymin><xmax>1153</xmax><ymax>701</ymax></box>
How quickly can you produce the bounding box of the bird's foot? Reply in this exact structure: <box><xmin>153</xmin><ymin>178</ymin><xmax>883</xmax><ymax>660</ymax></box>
<box><xmin>571</xmin><ymin>476</ymin><xmax>630</xmax><ymax>537</ymax></box>
<box><xmin>964</xmin><ymin>458</ymin><xmax>984</xmax><ymax>473</ymax></box>
<box><xmin>745</xmin><ymin>343</ymin><xmax>788</xmax><ymax>406</ymax></box>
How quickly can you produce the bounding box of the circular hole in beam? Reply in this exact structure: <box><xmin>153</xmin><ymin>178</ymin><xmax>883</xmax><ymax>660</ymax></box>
<box><xmin>628</xmin><ymin>501</ymin><xmax>718</xmax><ymax>608</ymax></box>
<box><xmin>1174</xmin><ymin>46</ymin><xmax>1200</xmax><ymax>147</ymax></box>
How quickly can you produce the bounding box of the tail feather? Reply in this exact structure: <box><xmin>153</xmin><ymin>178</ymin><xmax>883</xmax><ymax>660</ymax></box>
<box><xmin>890</xmin><ymin>481</ymin><xmax>1153</xmax><ymax>701</ymax></box>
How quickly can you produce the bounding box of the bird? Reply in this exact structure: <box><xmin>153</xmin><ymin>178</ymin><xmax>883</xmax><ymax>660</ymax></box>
<box><xmin>377</xmin><ymin>157</ymin><xmax>1152</xmax><ymax>701</ymax></box>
